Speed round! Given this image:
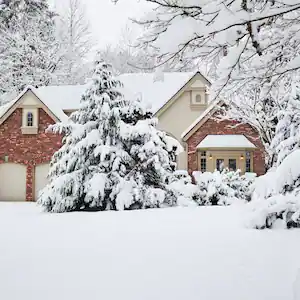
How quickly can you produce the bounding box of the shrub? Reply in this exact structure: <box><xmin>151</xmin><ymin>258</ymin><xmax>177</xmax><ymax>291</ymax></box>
<box><xmin>249</xmin><ymin>150</ymin><xmax>300</xmax><ymax>229</ymax></box>
<box><xmin>193</xmin><ymin>169</ymin><xmax>255</xmax><ymax>206</ymax></box>
<box><xmin>166</xmin><ymin>170</ymin><xmax>199</xmax><ymax>207</ymax></box>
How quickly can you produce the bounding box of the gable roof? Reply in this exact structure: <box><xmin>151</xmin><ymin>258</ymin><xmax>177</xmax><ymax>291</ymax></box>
<box><xmin>0</xmin><ymin>86</ymin><xmax>68</xmax><ymax>125</ymax></box>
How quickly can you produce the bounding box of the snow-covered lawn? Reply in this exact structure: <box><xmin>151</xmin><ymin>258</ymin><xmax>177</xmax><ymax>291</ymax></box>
<box><xmin>0</xmin><ymin>203</ymin><xmax>300</xmax><ymax>300</ymax></box>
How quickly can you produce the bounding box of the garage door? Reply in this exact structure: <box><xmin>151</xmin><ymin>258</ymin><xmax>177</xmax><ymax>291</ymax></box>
<box><xmin>35</xmin><ymin>164</ymin><xmax>49</xmax><ymax>200</ymax></box>
<box><xmin>0</xmin><ymin>163</ymin><xmax>26</xmax><ymax>201</ymax></box>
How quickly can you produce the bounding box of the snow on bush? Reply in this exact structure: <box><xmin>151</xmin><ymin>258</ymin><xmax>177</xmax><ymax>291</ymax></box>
<box><xmin>166</xmin><ymin>170</ymin><xmax>199</xmax><ymax>207</ymax></box>
<box><xmin>249</xmin><ymin>150</ymin><xmax>300</xmax><ymax>229</ymax></box>
<box><xmin>193</xmin><ymin>169</ymin><xmax>255</xmax><ymax>206</ymax></box>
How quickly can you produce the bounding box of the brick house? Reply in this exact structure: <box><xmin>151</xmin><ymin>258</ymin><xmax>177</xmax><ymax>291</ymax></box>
<box><xmin>0</xmin><ymin>72</ymin><xmax>265</xmax><ymax>201</ymax></box>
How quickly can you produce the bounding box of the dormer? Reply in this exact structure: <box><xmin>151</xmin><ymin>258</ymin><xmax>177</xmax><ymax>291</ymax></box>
<box><xmin>189</xmin><ymin>79</ymin><xmax>209</xmax><ymax>110</ymax></box>
<box><xmin>20</xmin><ymin>90</ymin><xmax>39</xmax><ymax>134</ymax></box>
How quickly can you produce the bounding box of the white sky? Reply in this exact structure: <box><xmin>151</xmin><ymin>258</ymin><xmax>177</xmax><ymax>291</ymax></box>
<box><xmin>53</xmin><ymin>0</ymin><xmax>151</xmax><ymax>48</ymax></box>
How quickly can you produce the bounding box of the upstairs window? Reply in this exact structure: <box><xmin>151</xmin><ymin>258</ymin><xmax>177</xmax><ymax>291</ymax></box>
<box><xmin>27</xmin><ymin>112</ymin><xmax>33</xmax><ymax>127</ymax></box>
<box><xmin>195</xmin><ymin>94</ymin><xmax>202</xmax><ymax>103</ymax></box>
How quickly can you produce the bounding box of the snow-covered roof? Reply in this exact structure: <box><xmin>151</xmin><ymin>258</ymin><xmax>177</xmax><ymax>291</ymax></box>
<box><xmin>36</xmin><ymin>72</ymin><xmax>195</xmax><ymax>113</ymax></box>
<box><xmin>118</xmin><ymin>72</ymin><xmax>195</xmax><ymax>113</ymax></box>
<box><xmin>37</xmin><ymin>84</ymin><xmax>88</xmax><ymax>110</ymax></box>
<box><xmin>0</xmin><ymin>86</ymin><xmax>68</xmax><ymax>123</ymax></box>
<box><xmin>196</xmin><ymin>135</ymin><xmax>256</xmax><ymax>149</ymax></box>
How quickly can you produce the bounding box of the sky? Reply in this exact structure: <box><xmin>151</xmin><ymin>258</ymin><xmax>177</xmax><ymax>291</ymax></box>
<box><xmin>52</xmin><ymin>0</ymin><xmax>152</xmax><ymax>48</ymax></box>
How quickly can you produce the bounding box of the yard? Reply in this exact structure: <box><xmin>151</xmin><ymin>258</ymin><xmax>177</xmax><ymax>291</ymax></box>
<box><xmin>0</xmin><ymin>203</ymin><xmax>300</xmax><ymax>300</ymax></box>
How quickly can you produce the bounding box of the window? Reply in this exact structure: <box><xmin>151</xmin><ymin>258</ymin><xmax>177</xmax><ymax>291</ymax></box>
<box><xmin>216</xmin><ymin>159</ymin><xmax>225</xmax><ymax>172</ymax></box>
<box><xmin>246</xmin><ymin>152</ymin><xmax>251</xmax><ymax>172</ymax></box>
<box><xmin>200</xmin><ymin>151</ymin><xmax>206</xmax><ymax>172</ymax></box>
<box><xmin>27</xmin><ymin>112</ymin><xmax>33</xmax><ymax>127</ymax></box>
<box><xmin>195</xmin><ymin>94</ymin><xmax>202</xmax><ymax>103</ymax></box>
<box><xmin>228</xmin><ymin>159</ymin><xmax>237</xmax><ymax>171</ymax></box>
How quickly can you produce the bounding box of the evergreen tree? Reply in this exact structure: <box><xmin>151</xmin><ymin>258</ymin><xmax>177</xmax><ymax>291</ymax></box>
<box><xmin>38</xmin><ymin>58</ymin><xmax>126</xmax><ymax>212</ymax></box>
<box><xmin>38</xmin><ymin>58</ymin><xmax>177</xmax><ymax>213</ymax></box>
<box><xmin>117</xmin><ymin>98</ymin><xmax>177</xmax><ymax>210</ymax></box>
<box><xmin>271</xmin><ymin>82</ymin><xmax>300</xmax><ymax>166</ymax></box>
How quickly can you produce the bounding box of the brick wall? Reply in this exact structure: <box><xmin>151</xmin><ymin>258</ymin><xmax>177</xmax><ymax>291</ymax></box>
<box><xmin>186</xmin><ymin>118</ymin><xmax>266</xmax><ymax>176</ymax></box>
<box><xmin>0</xmin><ymin>108</ymin><xmax>62</xmax><ymax>201</ymax></box>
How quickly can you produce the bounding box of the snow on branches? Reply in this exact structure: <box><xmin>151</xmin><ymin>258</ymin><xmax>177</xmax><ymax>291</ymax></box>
<box><xmin>113</xmin><ymin>0</ymin><xmax>300</xmax><ymax>168</ymax></box>
<box><xmin>38</xmin><ymin>58</ymin><xmax>178</xmax><ymax>213</ymax></box>
<box><xmin>125</xmin><ymin>0</ymin><xmax>300</xmax><ymax>95</ymax></box>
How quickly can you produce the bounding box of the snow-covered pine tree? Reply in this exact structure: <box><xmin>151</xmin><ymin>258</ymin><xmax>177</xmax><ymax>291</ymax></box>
<box><xmin>271</xmin><ymin>81</ymin><xmax>300</xmax><ymax>166</ymax></box>
<box><xmin>38</xmin><ymin>58</ymin><xmax>127</xmax><ymax>212</ymax></box>
<box><xmin>116</xmin><ymin>98</ymin><xmax>177</xmax><ymax>210</ymax></box>
<box><xmin>39</xmin><ymin>58</ymin><xmax>177</xmax><ymax>213</ymax></box>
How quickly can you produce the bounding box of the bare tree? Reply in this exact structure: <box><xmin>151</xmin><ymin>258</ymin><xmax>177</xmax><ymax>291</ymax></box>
<box><xmin>98</xmin><ymin>23</ymin><xmax>196</xmax><ymax>74</ymax></box>
<box><xmin>55</xmin><ymin>0</ymin><xmax>94</xmax><ymax>84</ymax></box>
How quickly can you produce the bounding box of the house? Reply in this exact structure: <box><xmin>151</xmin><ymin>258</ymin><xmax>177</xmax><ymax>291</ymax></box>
<box><xmin>0</xmin><ymin>72</ymin><xmax>265</xmax><ymax>202</ymax></box>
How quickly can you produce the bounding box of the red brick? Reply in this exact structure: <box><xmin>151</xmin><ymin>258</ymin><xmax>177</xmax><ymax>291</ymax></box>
<box><xmin>0</xmin><ymin>109</ymin><xmax>62</xmax><ymax>201</ymax></box>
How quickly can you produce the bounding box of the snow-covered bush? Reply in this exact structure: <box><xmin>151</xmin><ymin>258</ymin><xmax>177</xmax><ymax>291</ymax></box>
<box><xmin>249</xmin><ymin>150</ymin><xmax>300</xmax><ymax>229</ymax></box>
<box><xmin>166</xmin><ymin>170</ymin><xmax>199</xmax><ymax>207</ymax></box>
<box><xmin>193</xmin><ymin>169</ymin><xmax>255</xmax><ymax>206</ymax></box>
<box><xmin>224</xmin><ymin>170</ymin><xmax>255</xmax><ymax>202</ymax></box>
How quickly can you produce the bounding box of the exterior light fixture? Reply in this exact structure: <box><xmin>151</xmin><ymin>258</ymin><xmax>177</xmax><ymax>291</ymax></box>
<box><xmin>240</xmin><ymin>154</ymin><xmax>244</xmax><ymax>160</ymax></box>
<box><xmin>209</xmin><ymin>154</ymin><xmax>213</xmax><ymax>160</ymax></box>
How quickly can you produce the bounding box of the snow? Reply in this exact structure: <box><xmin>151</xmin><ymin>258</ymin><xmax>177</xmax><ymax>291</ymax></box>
<box><xmin>0</xmin><ymin>86</ymin><xmax>69</xmax><ymax>123</ymax></box>
<box><xmin>197</xmin><ymin>134</ymin><xmax>256</xmax><ymax>149</ymax></box>
<box><xmin>0</xmin><ymin>203</ymin><xmax>300</xmax><ymax>300</ymax></box>
<box><xmin>0</xmin><ymin>72</ymin><xmax>197</xmax><ymax>124</ymax></box>
<box><xmin>0</xmin><ymin>96</ymin><xmax>17</xmax><ymax>119</ymax></box>
<box><xmin>37</xmin><ymin>84</ymin><xmax>88</xmax><ymax>110</ymax></box>
<box><xmin>165</xmin><ymin>135</ymin><xmax>184</xmax><ymax>154</ymax></box>
<box><xmin>111</xmin><ymin>72</ymin><xmax>195</xmax><ymax>113</ymax></box>
<box><xmin>249</xmin><ymin>150</ymin><xmax>300</xmax><ymax>229</ymax></box>
<box><xmin>35</xmin><ymin>72</ymin><xmax>195</xmax><ymax>114</ymax></box>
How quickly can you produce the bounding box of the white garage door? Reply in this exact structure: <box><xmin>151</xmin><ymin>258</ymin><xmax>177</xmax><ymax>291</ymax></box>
<box><xmin>0</xmin><ymin>163</ymin><xmax>26</xmax><ymax>201</ymax></box>
<box><xmin>35</xmin><ymin>164</ymin><xmax>49</xmax><ymax>200</ymax></box>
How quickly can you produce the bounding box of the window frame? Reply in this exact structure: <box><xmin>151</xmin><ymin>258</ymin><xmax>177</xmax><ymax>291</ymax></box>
<box><xmin>26</xmin><ymin>112</ymin><xmax>34</xmax><ymax>127</ymax></box>
<box><xmin>200</xmin><ymin>151</ymin><xmax>207</xmax><ymax>172</ymax></box>
<box><xmin>245</xmin><ymin>151</ymin><xmax>251</xmax><ymax>172</ymax></box>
